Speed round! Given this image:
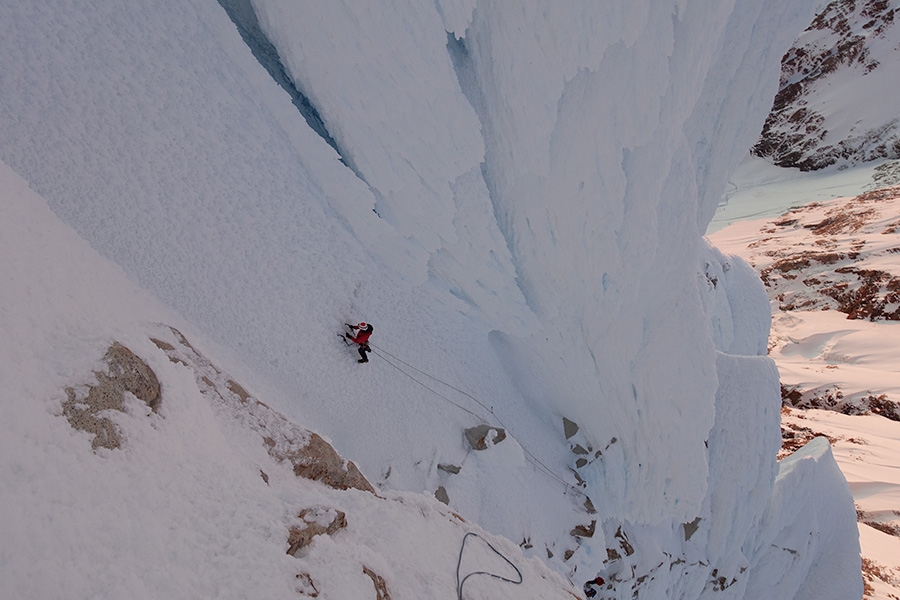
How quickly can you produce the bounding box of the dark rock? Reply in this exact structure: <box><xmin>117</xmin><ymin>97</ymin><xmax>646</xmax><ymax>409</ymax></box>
<box><xmin>683</xmin><ymin>517</ymin><xmax>702</xmax><ymax>541</ymax></box>
<box><xmin>287</xmin><ymin>507</ymin><xmax>347</xmax><ymax>556</ymax></box>
<box><xmin>62</xmin><ymin>342</ymin><xmax>161</xmax><ymax>450</ymax></box>
<box><xmin>464</xmin><ymin>424</ymin><xmax>506</xmax><ymax>450</ymax></box>
<box><xmin>571</xmin><ymin>520</ymin><xmax>596</xmax><ymax>538</ymax></box>
<box><xmin>152</xmin><ymin>325</ymin><xmax>375</xmax><ymax>493</ymax></box>
<box><xmin>294</xmin><ymin>573</ymin><xmax>319</xmax><ymax>597</ymax></box>
<box><xmin>363</xmin><ymin>566</ymin><xmax>391</xmax><ymax>600</ymax></box>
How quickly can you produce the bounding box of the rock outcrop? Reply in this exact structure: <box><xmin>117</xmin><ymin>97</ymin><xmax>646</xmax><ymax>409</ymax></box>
<box><xmin>62</xmin><ymin>342</ymin><xmax>160</xmax><ymax>450</ymax></box>
<box><xmin>287</xmin><ymin>507</ymin><xmax>348</xmax><ymax>556</ymax></box>
<box><xmin>150</xmin><ymin>325</ymin><xmax>374</xmax><ymax>493</ymax></box>
<box><xmin>463</xmin><ymin>424</ymin><xmax>506</xmax><ymax>450</ymax></box>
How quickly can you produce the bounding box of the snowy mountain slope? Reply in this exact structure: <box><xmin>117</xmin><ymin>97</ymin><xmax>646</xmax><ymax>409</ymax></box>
<box><xmin>0</xmin><ymin>0</ymin><xmax>865</xmax><ymax>598</ymax></box>
<box><xmin>753</xmin><ymin>0</ymin><xmax>900</xmax><ymax>170</ymax></box>
<box><xmin>710</xmin><ymin>184</ymin><xmax>900</xmax><ymax>415</ymax></box>
<box><xmin>709</xmin><ymin>175</ymin><xmax>900</xmax><ymax>600</ymax></box>
<box><xmin>0</xmin><ymin>161</ymin><xmax>578</xmax><ymax>600</ymax></box>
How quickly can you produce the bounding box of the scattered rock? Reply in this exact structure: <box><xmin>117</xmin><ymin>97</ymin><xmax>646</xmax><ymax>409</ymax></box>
<box><xmin>464</xmin><ymin>424</ymin><xmax>506</xmax><ymax>450</ymax></box>
<box><xmin>569</xmin><ymin>468</ymin><xmax>586</xmax><ymax>487</ymax></box>
<box><xmin>571</xmin><ymin>520</ymin><xmax>596</xmax><ymax>538</ymax></box>
<box><xmin>437</xmin><ymin>463</ymin><xmax>461</xmax><ymax>474</ymax></box>
<box><xmin>260</xmin><ymin>470</ymin><xmax>269</xmax><ymax>485</ymax></box>
<box><xmin>683</xmin><ymin>517</ymin><xmax>702</xmax><ymax>541</ymax></box>
<box><xmin>583</xmin><ymin>496</ymin><xmax>597</xmax><ymax>515</ymax></box>
<box><xmin>295</xmin><ymin>573</ymin><xmax>319</xmax><ymax>597</ymax></box>
<box><xmin>562</xmin><ymin>417</ymin><xmax>579</xmax><ymax>439</ymax></box>
<box><xmin>287</xmin><ymin>507</ymin><xmax>347</xmax><ymax>557</ymax></box>
<box><xmin>62</xmin><ymin>342</ymin><xmax>161</xmax><ymax>450</ymax></box>
<box><xmin>571</xmin><ymin>444</ymin><xmax>589</xmax><ymax>455</ymax></box>
<box><xmin>710</xmin><ymin>568</ymin><xmax>737</xmax><ymax>591</ymax></box>
<box><xmin>614</xmin><ymin>526</ymin><xmax>635</xmax><ymax>556</ymax></box>
<box><xmin>434</xmin><ymin>486</ymin><xmax>450</xmax><ymax>505</ymax></box>
<box><xmin>781</xmin><ymin>384</ymin><xmax>899</xmax><ymax>425</ymax></box>
<box><xmin>363</xmin><ymin>566</ymin><xmax>391</xmax><ymax>600</ymax></box>
<box><xmin>753</xmin><ymin>0</ymin><xmax>900</xmax><ymax>170</ymax></box>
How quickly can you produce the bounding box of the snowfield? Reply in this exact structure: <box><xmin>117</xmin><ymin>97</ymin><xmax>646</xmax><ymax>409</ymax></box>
<box><xmin>710</xmin><ymin>159</ymin><xmax>900</xmax><ymax>599</ymax></box>
<box><xmin>0</xmin><ymin>0</ymin><xmax>864</xmax><ymax>598</ymax></box>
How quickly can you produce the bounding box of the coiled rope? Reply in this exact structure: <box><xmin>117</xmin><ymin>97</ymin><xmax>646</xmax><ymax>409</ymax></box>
<box><xmin>368</xmin><ymin>343</ymin><xmax>585</xmax><ymax>497</ymax></box>
<box><xmin>456</xmin><ymin>532</ymin><xmax>523</xmax><ymax>600</ymax></box>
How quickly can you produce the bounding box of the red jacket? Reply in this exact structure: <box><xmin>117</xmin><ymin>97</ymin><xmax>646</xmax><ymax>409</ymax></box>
<box><xmin>349</xmin><ymin>327</ymin><xmax>372</xmax><ymax>345</ymax></box>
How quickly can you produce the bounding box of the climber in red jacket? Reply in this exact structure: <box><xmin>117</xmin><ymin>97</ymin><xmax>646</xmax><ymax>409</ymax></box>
<box><xmin>583</xmin><ymin>576</ymin><xmax>605</xmax><ymax>598</ymax></box>
<box><xmin>345</xmin><ymin>322</ymin><xmax>374</xmax><ymax>363</ymax></box>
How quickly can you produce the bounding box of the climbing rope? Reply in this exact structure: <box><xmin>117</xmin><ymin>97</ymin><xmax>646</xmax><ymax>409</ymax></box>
<box><xmin>371</xmin><ymin>343</ymin><xmax>496</xmax><ymax>417</ymax></box>
<box><xmin>456</xmin><ymin>532</ymin><xmax>523</xmax><ymax>600</ymax></box>
<box><xmin>368</xmin><ymin>342</ymin><xmax>586</xmax><ymax>497</ymax></box>
<box><xmin>369</xmin><ymin>346</ymin><xmax>487</xmax><ymax>422</ymax></box>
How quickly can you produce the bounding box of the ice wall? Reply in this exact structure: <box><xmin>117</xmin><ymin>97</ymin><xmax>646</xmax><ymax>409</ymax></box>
<box><xmin>745</xmin><ymin>437</ymin><xmax>863</xmax><ymax>600</ymax></box>
<box><xmin>251</xmin><ymin>0</ymin><xmax>817</xmax><ymax>523</ymax></box>
<box><xmin>249</xmin><ymin>1</ymin><xmax>861</xmax><ymax>594</ymax></box>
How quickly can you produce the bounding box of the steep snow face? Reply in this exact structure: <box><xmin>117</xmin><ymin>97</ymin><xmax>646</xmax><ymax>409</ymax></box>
<box><xmin>0</xmin><ymin>0</ymin><xmax>860</xmax><ymax>596</ymax></box>
<box><xmin>250</xmin><ymin>0</ymin><xmax>819</xmax><ymax>525</ymax></box>
<box><xmin>0</xmin><ymin>160</ymin><xmax>579</xmax><ymax>600</ymax></box>
<box><xmin>753</xmin><ymin>0</ymin><xmax>900</xmax><ymax>170</ymax></box>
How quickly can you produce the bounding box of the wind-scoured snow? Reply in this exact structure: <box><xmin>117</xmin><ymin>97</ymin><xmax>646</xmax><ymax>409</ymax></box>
<box><xmin>0</xmin><ymin>0</ymin><xmax>863</xmax><ymax>597</ymax></box>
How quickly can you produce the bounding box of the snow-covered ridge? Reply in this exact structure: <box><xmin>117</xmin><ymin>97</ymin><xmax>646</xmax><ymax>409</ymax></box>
<box><xmin>778</xmin><ymin>408</ymin><xmax>900</xmax><ymax>599</ymax></box>
<box><xmin>753</xmin><ymin>0</ymin><xmax>900</xmax><ymax>170</ymax></box>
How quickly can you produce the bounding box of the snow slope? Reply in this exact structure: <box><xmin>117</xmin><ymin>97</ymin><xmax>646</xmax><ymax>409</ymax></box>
<box><xmin>709</xmin><ymin>172</ymin><xmax>900</xmax><ymax>599</ymax></box>
<box><xmin>0</xmin><ymin>0</ymin><xmax>862</xmax><ymax>597</ymax></box>
<box><xmin>710</xmin><ymin>184</ymin><xmax>900</xmax><ymax>409</ymax></box>
<box><xmin>0</xmin><ymin>160</ymin><xmax>577</xmax><ymax>599</ymax></box>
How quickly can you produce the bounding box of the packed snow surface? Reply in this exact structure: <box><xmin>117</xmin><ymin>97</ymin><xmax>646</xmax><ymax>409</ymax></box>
<box><xmin>0</xmin><ymin>0</ymin><xmax>862</xmax><ymax>598</ymax></box>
